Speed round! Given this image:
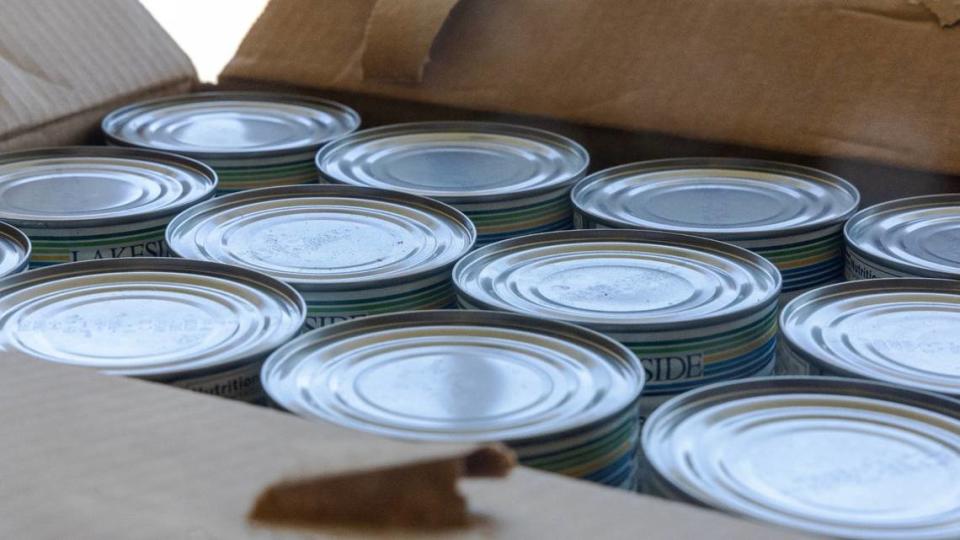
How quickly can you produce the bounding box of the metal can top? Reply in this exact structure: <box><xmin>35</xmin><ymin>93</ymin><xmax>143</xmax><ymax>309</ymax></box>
<box><xmin>262</xmin><ymin>310</ymin><xmax>644</xmax><ymax>442</ymax></box>
<box><xmin>167</xmin><ymin>185</ymin><xmax>476</xmax><ymax>288</ymax></box>
<box><xmin>0</xmin><ymin>258</ymin><xmax>306</xmax><ymax>378</ymax></box>
<box><xmin>642</xmin><ymin>376</ymin><xmax>960</xmax><ymax>539</ymax></box>
<box><xmin>0</xmin><ymin>147</ymin><xmax>217</xmax><ymax>228</ymax></box>
<box><xmin>845</xmin><ymin>194</ymin><xmax>960</xmax><ymax>279</ymax></box>
<box><xmin>315</xmin><ymin>122</ymin><xmax>589</xmax><ymax>203</ymax></box>
<box><xmin>453</xmin><ymin>229</ymin><xmax>781</xmax><ymax>331</ymax></box>
<box><xmin>102</xmin><ymin>92</ymin><xmax>361</xmax><ymax>159</ymax></box>
<box><xmin>0</xmin><ymin>222</ymin><xmax>30</xmax><ymax>277</ymax></box>
<box><xmin>781</xmin><ymin>278</ymin><xmax>960</xmax><ymax>397</ymax></box>
<box><xmin>572</xmin><ymin>158</ymin><xmax>860</xmax><ymax>240</ymax></box>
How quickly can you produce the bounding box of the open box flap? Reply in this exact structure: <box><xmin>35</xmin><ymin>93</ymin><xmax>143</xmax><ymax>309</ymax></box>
<box><xmin>223</xmin><ymin>0</ymin><xmax>960</xmax><ymax>177</ymax></box>
<box><xmin>0</xmin><ymin>349</ymin><xmax>808</xmax><ymax>538</ymax></box>
<box><xmin>0</xmin><ymin>0</ymin><xmax>195</xmax><ymax>151</ymax></box>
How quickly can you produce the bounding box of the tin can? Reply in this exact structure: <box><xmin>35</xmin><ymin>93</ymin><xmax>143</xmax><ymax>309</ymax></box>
<box><xmin>167</xmin><ymin>185</ymin><xmax>476</xmax><ymax>329</ymax></box>
<box><xmin>0</xmin><ymin>222</ymin><xmax>31</xmax><ymax>278</ymax></box>
<box><xmin>0</xmin><ymin>258</ymin><xmax>305</xmax><ymax>403</ymax></box>
<box><xmin>642</xmin><ymin>376</ymin><xmax>960</xmax><ymax>539</ymax></box>
<box><xmin>845</xmin><ymin>194</ymin><xmax>960</xmax><ymax>280</ymax></box>
<box><xmin>103</xmin><ymin>92</ymin><xmax>360</xmax><ymax>193</ymax></box>
<box><xmin>572</xmin><ymin>158</ymin><xmax>859</xmax><ymax>300</ymax></box>
<box><xmin>0</xmin><ymin>147</ymin><xmax>216</xmax><ymax>267</ymax></box>
<box><xmin>779</xmin><ymin>279</ymin><xmax>960</xmax><ymax>396</ymax></box>
<box><xmin>261</xmin><ymin>309</ymin><xmax>645</xmax><ymax>488</ymax></box>
<box><xmin>453</xmin><ymin>229</ymin><xmax>782</xmax><ymax>418</ymax></box>
<box><xmin>315</xmin><ymin>122</ymin><xmax>589</xmax><ymax>245</ymax></box>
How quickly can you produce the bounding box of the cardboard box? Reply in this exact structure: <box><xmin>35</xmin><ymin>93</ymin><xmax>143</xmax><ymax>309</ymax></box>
<box><xmin>6</xmin><ymin>0</ymin><xmax>954</xmax><ymax>536</ymax></box>
<box><xmin>0</xmin><ymin>0</ymin><xmax>195</xmax><ymax>151</ymax></box>
<box><xmin>220</xmin><ymin>0</ymin><xmax>960</xmax><ymax>205</ymax></box>
<box><xmin>0</xmin><ymin>348</ymin><xmax>808</xmax><ymax>538</ymax></box>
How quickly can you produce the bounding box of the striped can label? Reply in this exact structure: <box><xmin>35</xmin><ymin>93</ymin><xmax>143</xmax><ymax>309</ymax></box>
<box><xmin>301</xmin><ymin>272</ymin><xmax>455</xmax><ymax>329</ymax></box>
<box><xmin>462</xmin><ymin>186</ymin><xmax>574</xmax><ymax>245</ymax></box>
<box><xmin>24</xmin><ymin>217</ymin><xmax>172</xmax><ymax>267</ymax></box>
<box><xmin>207</xmin><ymin>151</ymin><xmax>319</xmax><ymax>193</ymax></box>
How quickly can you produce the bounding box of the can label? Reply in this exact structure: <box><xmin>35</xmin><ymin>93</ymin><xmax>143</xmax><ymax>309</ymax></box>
<box><xmin>302</xmin><ymin>273</ymin><xmax>454</xmax><ymax>329</ymax></box>
<box><xmin>461</xmin><ymin>186</ymin><xmax>574</xmax><ymax>245</ymax></box>
<box><xmin>845</xmin><ymin>250</ymin><xmax>901</xmax><ymax>280</ymax></box>
<box><xmin>619</xmin><ymin>303</ymin><xmax>779</xmax><ymax>394</ymax></box>
<box><xmin>25</xmin><ymin>218</ymin><xmax>171</xmax><ymax>267</ymax></box>
<box><xmin>170</xmin><ymin>360</ymin><xmax>265</xmax><ymax>404</ymax></box>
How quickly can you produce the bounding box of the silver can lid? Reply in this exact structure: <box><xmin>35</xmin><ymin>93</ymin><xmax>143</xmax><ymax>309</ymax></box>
<box><xmin>0</xmin><ymin>222</ymin><xmax>30</xmax><ymax>277</ymax></box>
<box><xmin>0</xmin><ymin>147</ymin><xmax>216</xmax><ymax>227</ymax></box>
<box><xmin>262</xmin><ymin>310</ymin><xmax>644</xmax><ymax>442</ymax></box>
<box><xmin>102</xmin><ymin>92</ymin><xmax>360</xmax><ymax>158</ymax></box>
<box><xmin>315</xmin><ymin>122</ymin><xmax>589</xmax><ymax>202</ymax></box>
<box><xmin>167</xmin><ymin>185</ymin><xmax>476</xmax><ymax>288</ymax></box>
<box><xmin>0</xmin><ymin>258</ymin><xmax>305</xmax><ymax>377</ymax></box>
<box><xmin>572</xmin><ymin>158</ymin><xmax>859</xmax><ymax>240</ymax></box>
<box><xmin>781</xmin><ymin>278</ymin><xmax>960</xmax><ymax>397</ymax></box>
<box><xmin>643</xmin><ymin>377</ymin><xmax>960</xmax><ymax>539</ymax></box>
<box><xmin>453</xmin><ymin>230</ymin><xmax>781</xmax><ymax>330</ymax></box>
<box><xmin>845</xmin><ymin>194</ymin><xmax>960</xmax><ymax>279</ymax></box>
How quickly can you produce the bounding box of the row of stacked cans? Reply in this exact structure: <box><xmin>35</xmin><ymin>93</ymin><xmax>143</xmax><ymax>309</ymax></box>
<box><xmin>0</xmin><ymin>90</ymin><xmax>958</xmax><ymax>526</ymax></box>
<box><xmin>637</xmin><ymin>192</ymin><xmax>960</xmax><ymax>538</ymax></box>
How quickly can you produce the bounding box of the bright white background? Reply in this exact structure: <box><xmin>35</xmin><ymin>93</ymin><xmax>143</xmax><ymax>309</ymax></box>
<box><xmin>140</xmin><ymin>0</ymin><xmax>268</xmax><ymax>82</ymax></box>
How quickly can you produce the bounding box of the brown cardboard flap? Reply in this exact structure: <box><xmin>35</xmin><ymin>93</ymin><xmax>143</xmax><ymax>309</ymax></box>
<box><xmin>0</xmin><ymin>351</ymin><xmax>807</xmax><ymax>538</ymax></box>
<box><xmin>362</xmin><ymin>0</ymin><xmax>462</xmax><ymax>82</ymax></box>
<box><xmin>223</xmin><ymin>0</ymin><xmax>960</xmax><ymax>177</ymax></box>
<box><xmin>0</xmin><ymin>0</ymin><xmax>196</xmax><ymax>151</ymax></box>
<box><xmin>0</xmin><ymin>350</ymin><xmax>497</xmax><ymax>537</ymax></box>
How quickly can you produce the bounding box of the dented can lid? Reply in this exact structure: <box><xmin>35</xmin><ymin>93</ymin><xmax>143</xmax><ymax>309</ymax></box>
<box><xmin>453</xmin><ymin>229</ymin><xmax>781</xmax><ymax>331</ymax></box>
<box><xmin>0</xmin><ymin>222</ymin><xmax>30</xmax><ymax>278</ymax></box>
<box><xmin>315</xmin><ymin>122</ymin><xmax>589</xmax><ymax>202</ymax></box>
<box><xmin>0</xmin><ymin>147</ymin><xmax>217</xmax><ymax>228</ymax></box>
<box><xmin>643</xmin><ymin>376</ymin><xmax>960</xmax><ymax>539</ymax></box>
<box><xmin>781</xmin><ymin>278</ymin><xmax>960</xmax><ymax>397</ymax></box>
<box><xmin>167</xmin><ymin>185</ymin><xmax>476</xmax><ymax>289</ymax></box>
<box><xmin>102</xmin><ymin>92</ymin><xmax>360</xmax><ymax>159</ymax></box>
<box><xmin>572</xmin><ymin>158</ymin><xmax>859</xmax><ymax>240</ymax></box>
<box><xmin>262</xmin><ymin>310</ymin><xmax>644</xmax><ymax>442</ymax></box>
<box><xmin>845</xmin><ymin>194</ymin><xmax>960</xmax><ymax>279</ymax></box>
<box><xmin>0</xmin><ymin>258</ymin><xmax>305</xmax><ymax>378</ymax></box>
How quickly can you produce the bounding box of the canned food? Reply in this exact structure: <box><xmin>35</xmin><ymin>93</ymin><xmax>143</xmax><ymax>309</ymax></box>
<box><xmin>315</xmin><ymin>122</ymin><xmax>589</xmax><ymax>244</ymax></box>
<box><xmin>453</xmin><ymin>229</ymin><xmax>782</xmax><ymax>417</ymax></box>
<box><xmin>103</xmin><ymin>92</ymin><xmax>360</xmax><ymax>193</ymax></box>
<box><xmin>262</xmin><ymin>310</ymin><xmax>645</xmax><ymax>488</ymax></box>
<box><xmin>0</xmin><ymin>258</ymin><xmax>305</xmax><ymax>403</ymax></box>
<box><xmin>845</xmin><ymin>194</ymin><xmax>960</xmax><ymax>280</ymax></box>
<box><xmin>778</xmin><ymin>279</ymin><xmax>960</xmax><ymax>396</ymax></box>
<box><xmin>642</xmin><ymin>377</ymin><xmax>960</xmax><ymax>539</ymax></box>
<box><xmin>167</xmin><ymin>185</ymin><xmax>476</xmax><ymax>329</ymax></box>
<box><xmin>0</xmin><ymin>147</ymin><xmax>216</xmax><ymax>267</ymax></box>
<box><xmin>572</xmin><ymin>158</ymin><xmax>859</xmax><ymax>300</ymax></box>
<box><xmin>0</xmin><ymin>222</ymin><xmax>30</xmax><ymax>278</ymax></box>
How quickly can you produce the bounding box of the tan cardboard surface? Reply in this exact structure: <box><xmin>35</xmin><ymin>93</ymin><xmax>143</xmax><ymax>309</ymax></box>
<box><xmin>223</xmin><ymin>0</ymin><xmax>960</xmax><ymax>179</ymax></box>
<box><xmin>0</xmin><ymin>349</ymin><xmax>806</xmax><ymax>539</ymax></box>
<box><xmin>0</xmin><ymin>351</ymin><xmax>807</xmax><ymax>538</ymax></box>
<box><xmin>0</xmin><ymin>0</ymin><xmax>195</xmax><ymax>151</ymax></box>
